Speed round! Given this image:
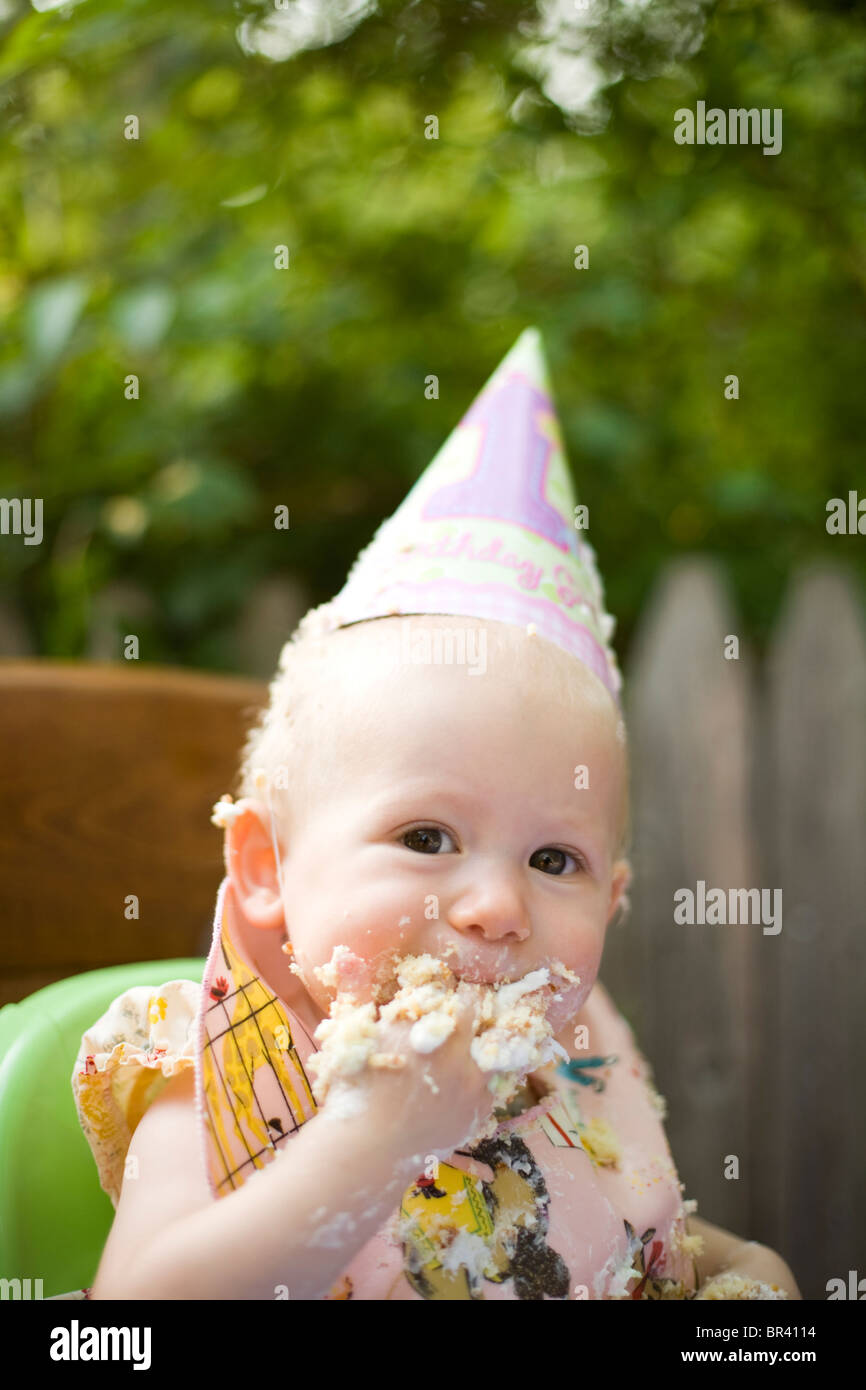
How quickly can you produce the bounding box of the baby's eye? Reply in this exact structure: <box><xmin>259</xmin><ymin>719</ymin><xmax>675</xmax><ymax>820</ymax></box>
<box><xmin>401</xmin><ymin>826</ymin><xmax>456</xmax><ymax>854</ymax></box>
<box><xmin>530</xmin><ymin>847</ymin><xmax>584</xmax><ymax>876</ymax></box>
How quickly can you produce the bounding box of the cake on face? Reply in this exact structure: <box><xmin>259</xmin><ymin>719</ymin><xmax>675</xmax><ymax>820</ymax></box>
<box><xmin>303</xmin><ymin>947</ymin><xmax>578</xmax><ymax>1114</ymax></box>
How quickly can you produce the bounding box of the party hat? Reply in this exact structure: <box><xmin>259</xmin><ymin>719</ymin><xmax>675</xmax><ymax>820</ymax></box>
<box><xmin>306</xmin><ymin>327</ymin><xmax>621</xmax><ymax>700</ymax></box>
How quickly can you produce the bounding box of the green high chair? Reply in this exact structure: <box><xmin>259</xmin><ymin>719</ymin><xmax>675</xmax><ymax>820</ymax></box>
<box><xmin>0</xmin><ymin>959</ymin><xmax>206</xmax><ymax>1298</ymax></box>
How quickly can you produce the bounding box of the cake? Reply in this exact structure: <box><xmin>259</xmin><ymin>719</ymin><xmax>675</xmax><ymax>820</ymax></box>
<box><xmin>305</xmin><ymin>949</ymin><xmax>573</xmax><ymax>1107</ymax></box>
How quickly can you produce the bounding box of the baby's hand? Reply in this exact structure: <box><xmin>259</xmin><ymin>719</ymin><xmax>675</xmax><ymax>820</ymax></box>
<box><xmin>307</xmin><ymin>953</ymin><xmax>572</xmax><ymax>1161</ymax></box>
<box><xmin>322</xmin><ymin>979</ymin><xmax>509</xmax><ymax>1161</ymax></box>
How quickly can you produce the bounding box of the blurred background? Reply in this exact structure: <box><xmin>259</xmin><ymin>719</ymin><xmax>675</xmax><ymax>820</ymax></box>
<box><xmin>0</xmin><ymin>0</ymin><xmax>864</xmax><ymax>670</ymax></box>
<box><xmin>1</xmin><ymin>0</ymin><xmax>864</xmax><ymax>1299</ymax></box>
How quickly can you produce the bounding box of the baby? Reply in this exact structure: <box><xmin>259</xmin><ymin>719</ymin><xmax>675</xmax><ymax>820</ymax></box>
<box><xmin>75</xmin><ymin>329</ymin><xmax>799</xmax><ymax>1300</ymax></box>
<box><xmin>79</xmin><ymin>613</ymin><xmax>797</xmax><ymax>1300</ymax></box>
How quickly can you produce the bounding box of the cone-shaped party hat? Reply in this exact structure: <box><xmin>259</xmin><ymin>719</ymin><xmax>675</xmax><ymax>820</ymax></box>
<box><xmin>305</xmin><ymin>327</ymin><xmax>621</xmax><ymax>700</ymax></box>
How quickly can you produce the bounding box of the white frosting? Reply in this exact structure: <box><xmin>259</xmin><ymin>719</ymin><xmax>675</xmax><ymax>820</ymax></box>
<box><xmin>308</xmin><ymin>1208</ymin><xmax>358</xmax><ymax>1248</ymax></box>
<box><xmin>409</xmin><ymin>1009</ymin><xmax>458</xmax><ymax>1053</ymax></box>
<box><xmin>210</xmin><ymin>796</ymin><xmax>245</xmax><ymax>829</ymax></box>
<box><xmin>308</xmin><ymin>951</ymin><xmax>570</xmax><ymax>1106</ymax></box>
<box><xmin>313</xmin><ymin>945</ymin><xmax>359</xmax><ymax>993</ymax></box>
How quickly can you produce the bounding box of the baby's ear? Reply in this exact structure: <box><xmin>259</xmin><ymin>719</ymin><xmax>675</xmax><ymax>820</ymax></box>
<box><xmin>221</xmin><ymin>798</ymin><xmax>284</xmax><ymax>931</ymax></box>
<box><xmin>607</xmin><ymin>858</ymin><xmax>633</xmax><ymax>926</ymax></box>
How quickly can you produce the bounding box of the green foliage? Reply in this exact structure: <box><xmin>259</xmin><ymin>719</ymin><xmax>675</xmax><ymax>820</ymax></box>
<box><xmin>0</xmin><ymin>0</ymin><xmax>863</xmax><ymax>669</ymax></box>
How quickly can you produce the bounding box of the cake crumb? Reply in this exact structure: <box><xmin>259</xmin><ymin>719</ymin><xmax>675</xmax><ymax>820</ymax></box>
<box><xmin>696</xmin><ymin>1273</ymin><xmax>788</xmax><ymax>1301</ymax></box>
<box><xmin>646</xmin><ymin>1083</ymin><xmax>668</xmax><ymax>1120</ymax></box>
<box><xmin>549</xmin><ymin>959</ymin><xmax>581</xmax><ymax>986</ymax></box>
<box><xmin>679</xmin><ymin>1232</ymin><xmax>705</xmax><ymax>1258</ymax></box>
<box><xmin>210</xmin><ymin>795</ymin><xmax>244</xmax><ymax>829</ymax></box>
<box><xmin>309</xmin><ymin>952</ymin><xmax>569</xmax><ymax>1110</ymax></box>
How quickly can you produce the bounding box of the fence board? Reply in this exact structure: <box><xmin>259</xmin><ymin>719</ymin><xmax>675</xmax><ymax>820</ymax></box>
<box><xmin>604</xmin><ymin>558</ymin><xmax>756</xmax><ymax>1238</ymax></box>
<box><xmin>763</xmin><ymin>565</ymin><xmax>866</xmax><ymax>1299</ymax></box>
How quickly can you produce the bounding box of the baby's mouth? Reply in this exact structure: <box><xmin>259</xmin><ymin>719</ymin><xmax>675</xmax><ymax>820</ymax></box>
<box><xmin>442</xmin><ymin>943</ymin><xmax>512</xmax><ymax>987</ymax></box>
<box><xmin>368</xmin><ymin>956</ymin><xmax>511</xmax><ymax>1003</ymax></box>
<box><xmin>314</xmin><ymin>945</ymin><xmax>581</xmax><ymax>1014</ymax></box>
<box><xmin>450</xmin><ymin>966</ymin><xmax>506</xmax><ymax>986</ymax></box>
<box><xmin>449</xmin><ymin>957</ymin><xmax>579</xmax><ymax>990</ymax></box>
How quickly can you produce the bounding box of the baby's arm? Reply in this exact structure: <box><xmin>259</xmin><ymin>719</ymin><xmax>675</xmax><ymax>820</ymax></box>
<box><xmin>90</xmin><ymin>1066</ymin><xmax>423</xmax><ymax>1301</ymax></box>
<box><xmin>89</xmin><ymin>1068</ymin><xmax>212</xmax><ymax>1298</ymax></box>
<box><xmin>689</xmin><ymin>1215</ymin><xmax>802</xmax><ymax>1300</ymax></box>
<box><xmin>91</xmin><ymin>983</ymin><xmax>496</xmax><ymax>1300</ymax></box>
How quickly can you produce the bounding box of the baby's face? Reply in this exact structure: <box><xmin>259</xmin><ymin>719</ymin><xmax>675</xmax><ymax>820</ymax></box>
<box><xmin>257</xmin><ymin>618</ymin><xmax>629</xmax><ymax>1034</ymax></box>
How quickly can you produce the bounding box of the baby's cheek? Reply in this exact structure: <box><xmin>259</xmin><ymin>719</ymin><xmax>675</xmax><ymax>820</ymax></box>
<box><xmin>345</xmin><ymin>896</ymin><xmax>421</xmax><ymax>961</ymax></box>
<box><xmin>544</xmin><ymin>931</ymin><xmax>604</xmax><ymax>1022</ymax></box>
<box><xmin>299</xmin><ymin>912</ymin><xmax>416</xmax><ymax>1005</ymax></box>
<box><xmin>545</xmin><ymin>976</ymin><xmax>595</xmax><ymax>1035</ymax></box>
<box><xmin>553</xmin><ymin>919</ymin><xmax>603</xmax><ymax>973</ymax></box>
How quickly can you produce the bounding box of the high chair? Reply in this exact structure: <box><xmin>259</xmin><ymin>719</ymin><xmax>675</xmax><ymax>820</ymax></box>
<box><xmin>0</xmin><ymin>959</ymin><xmax>205</xmax><ymax>1297</ymax></box>
<box><xmin>0</xmin><ymin>660</ymin><xmax>266</xmax><ymax>1296</ymax></box>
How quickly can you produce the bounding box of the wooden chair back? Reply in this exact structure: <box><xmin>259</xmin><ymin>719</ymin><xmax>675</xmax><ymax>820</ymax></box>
<box><xmin>0</xmin><ymin>661</ymin><xmax>267</xmax><ymax>1006</ymax></box>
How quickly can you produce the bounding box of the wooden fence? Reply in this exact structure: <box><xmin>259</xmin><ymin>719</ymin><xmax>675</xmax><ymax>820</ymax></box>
<box><xmin>601</xmin><ymin>557</ymin><xmax>866</xmax><ymax>1301</ymax></box>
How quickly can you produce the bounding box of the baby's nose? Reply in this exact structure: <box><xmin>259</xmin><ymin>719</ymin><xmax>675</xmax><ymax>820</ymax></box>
<box><xmin>447</xmin><ymin>865</ymin><xmax>531</xmax><ymax>941</ymax></box>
